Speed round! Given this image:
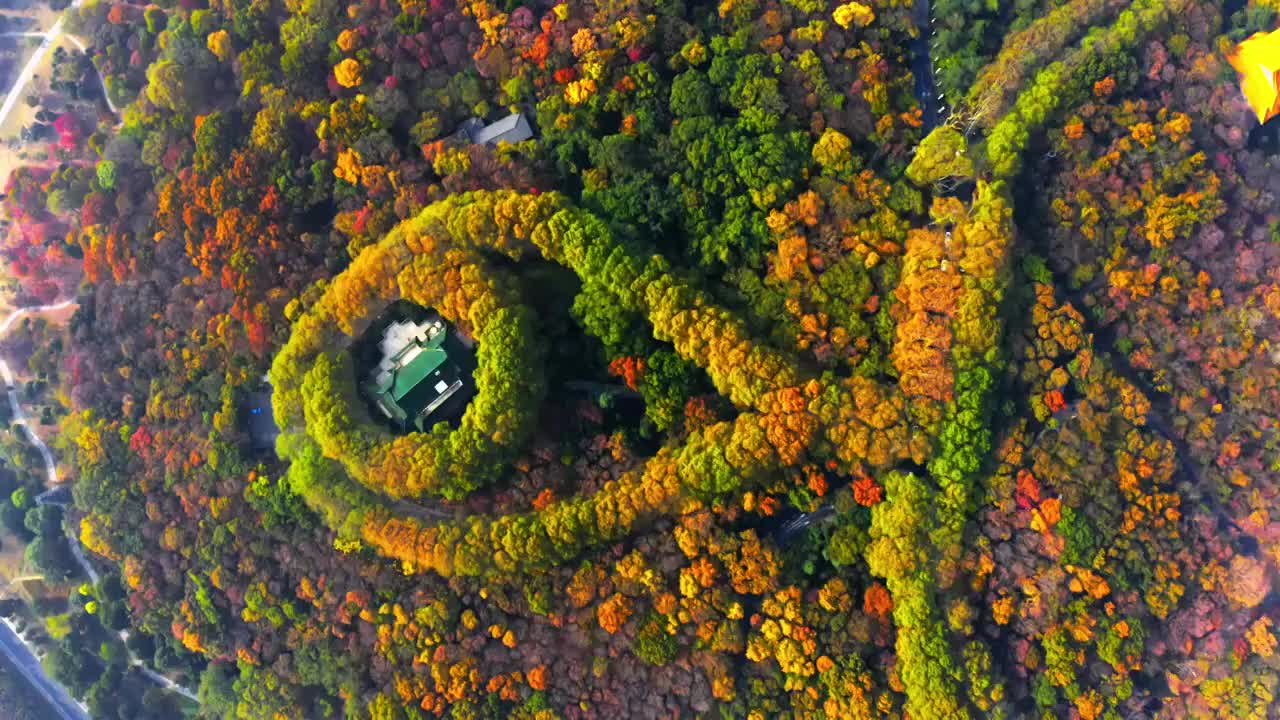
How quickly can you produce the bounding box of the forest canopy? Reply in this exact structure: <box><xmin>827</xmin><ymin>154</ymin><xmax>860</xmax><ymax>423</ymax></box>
<box><xmin>0</xmin><ymin>0</ymin><xmax>1277</xmax><ymax>718</ymax></box>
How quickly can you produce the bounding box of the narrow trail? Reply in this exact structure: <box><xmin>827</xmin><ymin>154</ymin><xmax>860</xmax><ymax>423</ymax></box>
<box><xmin>0</xmin><ymin>299</ymin><xmax>198</xmax><ymax>704</ymax></box>
<box><xmin>0</xmin><ymin>299</ymin><xmax>74</xmax><ymax>488</ymax></box>
<box><xmin>0</xmin><ymin>618</ymin><xmax>87</xmax><ymax>720</ymax></box>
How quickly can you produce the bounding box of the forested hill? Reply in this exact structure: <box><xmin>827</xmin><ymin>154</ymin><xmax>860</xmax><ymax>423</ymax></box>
<box><xmin>0</xmin><ymin>0</ymin><xmax>1277</xmax><ymax>718</ymax></box>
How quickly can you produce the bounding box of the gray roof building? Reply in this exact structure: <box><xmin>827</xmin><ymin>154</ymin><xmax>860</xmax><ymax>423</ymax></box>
<box><xmin>456</xmin><ymin>112</ymin><xmax>535</xmax><ymax>146</ymax></box>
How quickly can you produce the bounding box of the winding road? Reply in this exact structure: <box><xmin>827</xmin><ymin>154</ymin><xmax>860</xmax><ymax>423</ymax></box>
<box><xmin>0</xmin><ymin>299</ymin><xmax>199</xmax><ymax>704</ymax></box>
<box><xmin>0</xmin><ymin>300</ymin><xmax>86</xmax><ymax>720</ymax></box>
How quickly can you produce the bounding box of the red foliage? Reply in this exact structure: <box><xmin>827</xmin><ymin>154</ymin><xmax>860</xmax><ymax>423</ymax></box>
<box><xmin>1015</xmin><ymin>469</ymin><xmax>1040</xmax><ymax>510</ymax></box>
<box><xmin>1044</xmin><ymin>389</ymin><xmax>1066</xmax><ymax>413</ymax></box>
<box><xmin>607</xmin><ymin>356</ymin><xmax>645</xmax><ymax>391</ymax></box>
<box><xmin>852</xmin><ymin>474</ymin><xmax>882</xmax><ymax>506</ymax></box>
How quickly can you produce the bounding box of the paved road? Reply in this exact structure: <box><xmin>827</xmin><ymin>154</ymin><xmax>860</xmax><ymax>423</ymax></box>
<box><xmin>911</xmin><ymin>0</ymin><xmax>943</xmax><ymax>131</ymax></box>
<box><xmin>0</xmin><ymin>618</ymin><xmax>87</xmax><ymax>720</ymax></box>
<box><xmin>0</xmin><ymin>31</ymin><xmax>120</xmax><ymax>116</ymax></box>
<box><xmin>0</xmin><ymin>19</ymin><xmax>63</xmax><ymax>129</ymax></box>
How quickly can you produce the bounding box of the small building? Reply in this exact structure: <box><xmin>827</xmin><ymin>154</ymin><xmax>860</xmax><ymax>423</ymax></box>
<box><xmin>361</xmin><ymin>318</ymin><xmax>467</xmax><ymax>432</ymax></box>
<box><xmin>455</xmin><ymin>112</ymin><xmax>535</xmax><ymax>146</ymax></box>
<box><xmin>243</xmin><ymin>376</ymin><xmax>279</xmax><ymax>451</ymax></box>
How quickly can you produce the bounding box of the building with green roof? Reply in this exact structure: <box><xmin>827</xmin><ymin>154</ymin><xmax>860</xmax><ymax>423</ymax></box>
<box><xmin>361</xmin><ymin>317</ymin><xmax>468</xmax><ymax>432</ymax></box>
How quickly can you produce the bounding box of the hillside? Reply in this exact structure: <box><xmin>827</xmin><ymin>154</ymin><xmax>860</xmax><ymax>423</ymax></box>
<box><xmin>0</xmin><ymin>0</ymin><xmax>1277</xmax><ymax>718</ymax></box>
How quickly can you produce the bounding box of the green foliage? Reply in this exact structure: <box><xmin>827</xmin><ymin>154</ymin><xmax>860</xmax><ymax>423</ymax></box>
<box><xmin>96</xmin><ymin>160</ymin><xmax>117</xmax><ymax>191</ymax></box>
<box><xmin>637</xmin><ymin>351</ymin><xmax>703</xmax><ymax>431</ymax></box>
<box><xmin>31</xmin><ymin>0</ymin><xmax>1253</xmax><ymax>717</ymax></box>
<box><xmin>632</xmin><ymin>613</ymin><xmax>677</xmax><ymax>666</ymax></box>
<box><xmin>867</xmin><ymin>472</ymin><xmax>967</xmax><ymax>720</ymax></box>
<box><xmin>905</xmin><ymin>126</ymin><xmax>974</xmax><ymax>186</ymax></box>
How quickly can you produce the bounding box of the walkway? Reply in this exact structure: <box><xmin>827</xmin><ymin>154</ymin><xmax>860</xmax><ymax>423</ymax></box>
<box><xmin>0</xmin><ymin>299</ymin><xmax>74</xmax><ymax>487</ymax></box>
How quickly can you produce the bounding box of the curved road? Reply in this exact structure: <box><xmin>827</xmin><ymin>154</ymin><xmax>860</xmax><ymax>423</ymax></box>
<box><xmin>0</xmin><ymin>300</ymin><xmax>198</xmax><ymax>704</ymax></box>
<box><xmin>0</xmin><ymin>5</ymin><xmax>73</xmax><ymax>130</ymax></box>
<box><xmin>64</xmin><ymin>35</ymin><xmax>119</xmax><ymax>115</ymax></box>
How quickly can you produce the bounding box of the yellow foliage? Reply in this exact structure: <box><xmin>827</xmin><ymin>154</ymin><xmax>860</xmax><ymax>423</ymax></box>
<box><xmin>182</xmin><ymin>629</ymin><xmax>206</xmax><ymax>654</ymax></box>
<box><xmin>79</xmin><ymin>514</ymin><xmax>120</xmax><ymax>561</ymax></box>
<box><xmin>1070</xmin><ymin>566</ymin><xmax>1111</xmax><ymax>599</ymax></box>
<box><xmin>337</xmin><ymin>28</ymin><xmax>359</xmax><ymax>52</ymax></box>
<box><xmin>334</xmin><ymin>148</ymin><xmax>362</xmax><ymax>184</ymax></box>
<box><xmin>206</xmin><ymin>30</ymin><xmax>232</xmax><ymax>62</ymax></box>
<box><xmin>1074</xmin><ymin>690</ymin><xmax>1104</xmax><ymax>720</ymax></box>
<box><xmin>832</xmin><ymin>2</ymin><xmax>873</xmax><ymax>29</ymax></box>
<box><xmin>564</xmin><ymin>78</ymin><xmax>598</xmax><ymax>105</ymax></box>
<box><xmin>571</xmin><ymin>28</ymin><xmax>597</xmax><ymax>56</ymax></box>
<box><xmin>1229</xmin><ymin>28</ymin><xmax>1280</xmax><ymax>123</ymax></box>
<box><xmin>1246</xmin><ymin>617</ymin><xmax>1276</xmax><ymax>658</ymax></box>
<box><xmin>123</xmin><ymin>555</ymin><xmax>143</xmax><ymax>589</ymax></box>
<box><xmin>1030</xmin><ymin>497</ymin><xmax>1061</xmax><ymax>534</ymax></box>
<box><xmin>334</xmin><ymin>58</ymin><xmax>363</xmax><ymax>88</ymax></box>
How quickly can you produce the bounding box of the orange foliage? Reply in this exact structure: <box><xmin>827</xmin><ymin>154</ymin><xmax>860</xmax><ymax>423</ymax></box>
<box><xmin>852</xmin><ymin>474</ymin><xmax>883</xmax><ymax>506</ymax></box>
<box><xmin>597</xmin><ymin>593</ymin><xmax>632</xmax><ymax>634</ymax></box>
<box><xmin>527</xmin><ymin>665</ymin><xmax>548</xmax><ymax>690</ymax></box>
<box><xmin>863</xmin><ymin>583</ymin><xmax>892</xmax><ymax>618</ymax></box>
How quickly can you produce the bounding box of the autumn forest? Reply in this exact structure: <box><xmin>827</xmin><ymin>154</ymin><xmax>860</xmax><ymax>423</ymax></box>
<box><xmin>0</xmin><ymin>0</ymin><xmax>1277</xmax><ymax>717</ymax></box>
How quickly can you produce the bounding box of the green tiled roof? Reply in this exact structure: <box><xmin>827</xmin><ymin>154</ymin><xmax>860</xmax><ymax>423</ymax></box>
<box><xmin>365</xmin><ymin>319</ymin><xmax>464</xmax><ymax>429</ymax></box>
<box><xmin>380</xmin><ymin>347</ymin><xmax>449</xmax><ymax>402</ymax></box>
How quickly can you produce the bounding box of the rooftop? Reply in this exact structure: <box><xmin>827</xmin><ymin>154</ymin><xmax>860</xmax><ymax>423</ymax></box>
<box><xmin>361</xmin><ymin>316</ymin><xmax>470</xmax><ymax>432</ymax></box>
<box><xmin>456</xmin><ymin>112</ymin><xmax>535</xmax><ymax>146</ymax></box>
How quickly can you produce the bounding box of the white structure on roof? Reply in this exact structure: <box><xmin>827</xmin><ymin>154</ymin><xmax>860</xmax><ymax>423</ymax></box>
<box><xmin>372</xmin><ymin>319</ymin><xmax>445</xmax><ymax>385</ymax></box>
<box><xmin>456</xmin><ymin>112</ymin><xmax>535</xmax><ymax>146</ymax></box>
